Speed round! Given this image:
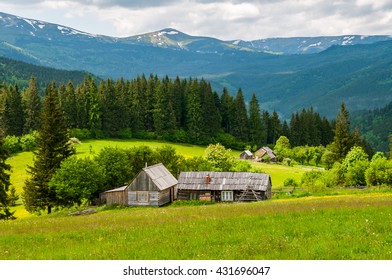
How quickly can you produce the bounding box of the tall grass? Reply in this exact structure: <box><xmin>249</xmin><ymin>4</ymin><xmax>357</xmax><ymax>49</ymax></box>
<box><xmin>1</xmin><ymin>194</ymin><xmax>392</xmax><ymax>260</ymax></box>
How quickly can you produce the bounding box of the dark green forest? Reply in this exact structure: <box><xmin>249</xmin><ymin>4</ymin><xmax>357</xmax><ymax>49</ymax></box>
<box><xmin>351</xmin><ymin>101</ymin><xmax>392</xmax><ymax>153</ymax></box>
<box><xmin>0</xmin><ymin>56</ymin><xmax>89</xmax><ymax>90</ymax></box>
<box><xmin>0</xmin><ymin>74</ymin><xmax>337</xmax><ymax>151</ymax></box>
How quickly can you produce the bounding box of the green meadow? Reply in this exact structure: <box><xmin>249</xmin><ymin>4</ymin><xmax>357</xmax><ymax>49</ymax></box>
<box><xmin>4</xmin><ymin>139</ymin><xmax>392</xmax><ymax>260</ymax></box>
<box><xmin>1</xmin><ymin>194</ymin><xmax>392</xmax><ymax>260</ymax></box>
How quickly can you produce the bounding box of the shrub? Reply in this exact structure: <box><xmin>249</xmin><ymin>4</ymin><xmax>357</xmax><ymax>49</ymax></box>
<box><xmin>365</xmin><ymin>158</ymin><xmax>392</xmax><ymax>186</ymax></box>
<box><xmin>173</xmin><ymin>129</ymin><xmax>189</xmax><ymax>143</ymax></box>
<box><xmin>231</xmin><ymin>160</ymin><xmax>252</xmax><ymax>172</ymax></box>
<box><xmin>300</xmin><ymin>170</ymin><xmax>323</xmax><ymax>188</ymax></box>
<box><xmin>116</xmin><ymin>128</ymin><xmax>132</xmax><ymax>139</ymax></box>
<box><xmin>282</xmin><ymin>158</ymin><xmax>292</xmax><ymax>166</ymax></box>
<box><xmin>4</xmin><ymin>135</ymin><xmax>21</xmax><ymax>154</ymax></box>
<box><xmin>204</xmin><ymin>143</ymin><xmax>235</xmax><ymax>171</ymax></box>
<box><xmin>20</xmin><ymin>132</ymin><xmax>37</xmax><ymax>151</ymax></box>
<box><xmin>284</xmin><ymin>177</ymin><xmax>298</xmax><ymax>187</ymax></box>
<box><xmin>345</xmin><ymin>160</ymin><xmax>369</xmax><ymax>186</ymax></box>
<box><xmin>71</xmin><ymin>128</ymin><xmax>92</xmax><ymax>140</ymax></box>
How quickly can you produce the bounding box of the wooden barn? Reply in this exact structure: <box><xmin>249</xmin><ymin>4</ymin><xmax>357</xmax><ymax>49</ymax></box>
<box><xmin>177</xmin><ymin>171</ymin><xmax>272</xmax><ymax>202</ymax></box>
<box><xmin>255</xmin><ymin>146</ymin><xmax>277</xmax><ymax>162</ymax></box>
<box><xmin>239</xmin><ymin>150</ymin><xmax>253</xmax><ymax>160</ymax></box>
<box><xmin>103</xmin><ymin>163</ymin><xmax>178</xmax><ymax>207</ymax></box>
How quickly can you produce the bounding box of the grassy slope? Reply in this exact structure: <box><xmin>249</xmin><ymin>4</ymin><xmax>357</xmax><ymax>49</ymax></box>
<box><xmin>1</xmin><ymin>194</ymin><xmax>392</xmax><ymax>260</ymax></box>
<box><xmin>8</xmin><ymin>138</ymin><xmax>307</xmax><ymax>195</ymax></box>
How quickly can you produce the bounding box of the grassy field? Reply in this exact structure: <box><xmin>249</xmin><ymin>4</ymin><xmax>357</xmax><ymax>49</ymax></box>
<box><xmin>7</xmin><ymin>139</ymin><xmax>307</xmax><ymax>201</ymax></box>
<box><xmin>1</xmin><ymin>194</ymin><xmax>392</xmax><ymax>260</ymax></box>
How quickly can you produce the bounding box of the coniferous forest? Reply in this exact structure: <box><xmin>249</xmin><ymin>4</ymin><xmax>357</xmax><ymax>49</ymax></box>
<box><xmin>0</xmin><ymin>74</ymin><xmax>338</xmax><ymax>151</ymax></box>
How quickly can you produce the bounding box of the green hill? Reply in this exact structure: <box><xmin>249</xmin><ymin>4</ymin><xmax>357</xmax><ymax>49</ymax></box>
<box><xmin>0</xmin><ymin>56</ymin><xmax>91</xmax><ymax>92</ymax></box>
<box><xmin>351</xmin><ymin>101</ymin><xmax>392</xmax><ymax>153</ymax></box>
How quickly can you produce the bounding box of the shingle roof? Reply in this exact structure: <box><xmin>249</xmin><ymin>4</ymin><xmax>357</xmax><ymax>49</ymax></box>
<box><xmin>177</xmin><ymin>171</ymin><xmax>271</xmax><ymax>191</ymax></box>
<box><xmin>143</xmin><ymin>163</ymin><xmax>178</xmax><ymax>191</ymax></box>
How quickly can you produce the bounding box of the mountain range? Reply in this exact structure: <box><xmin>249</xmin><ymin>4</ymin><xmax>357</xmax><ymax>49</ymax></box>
<box><xmin>1</xmin><ymin>11</ymin><xmax>392</xmax><ymax>119</ymax></box>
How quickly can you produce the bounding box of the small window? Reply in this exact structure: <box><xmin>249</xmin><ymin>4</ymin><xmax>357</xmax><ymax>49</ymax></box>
<box><xmin>221</xmin><ymin>191</ymin><xmax>233</xmax><ymax>202</ymax></box>
<box><xmin>137</xmin><ymin>191</ymin><xmax>149</xmax><ymax>202</ymax></box>
<box><xmin>190</xmin><ymin>193</ymin><xmax>198</xmax><ymax>200</ymax></box>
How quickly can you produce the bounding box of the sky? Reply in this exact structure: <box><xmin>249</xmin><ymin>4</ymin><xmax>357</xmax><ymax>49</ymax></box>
<box><xmin>0</xmin><ymin>0</ymin><xmax>392</xmax><ymax>40</ymax></box>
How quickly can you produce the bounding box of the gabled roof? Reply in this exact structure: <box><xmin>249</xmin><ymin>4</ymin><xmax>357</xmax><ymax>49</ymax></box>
<box><xmin>177</xmin><ymin>171</ymin><xmax>271</xmax><ymax>191</ymax></box>
<box><xmin>241</xmin><ymin>150</ymin><xmax>253</xmax><ymax>156</ymax></box>
<box><xmin>143</xmin><ymin>163</ymin><xmax>178</xmax><ymax>191</ymax></box>
<box><xmin>256</xmin><ymin>146</ymin><xmax>276</xmax><ymax>158</ymax></box>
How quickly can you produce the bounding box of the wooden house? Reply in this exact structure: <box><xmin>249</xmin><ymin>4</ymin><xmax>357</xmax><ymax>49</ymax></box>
<box><xmin>240</xmin><ymin>150</ymin><xmax>254</xmax><ymax>160</ymax></box>
<box><xmin>103</xmin><ymin>163</ymin><xmax>178</xmax><ymax>207</ymax></box>
<box><xmin>177</xmin><ymin>171</ymin><xmax>272</xmax><ymax>202</ymax></box>
<box><xmin>255</xmin><ymin>146</ymin><xmax>277</xmax><ymax>162</ymax></box>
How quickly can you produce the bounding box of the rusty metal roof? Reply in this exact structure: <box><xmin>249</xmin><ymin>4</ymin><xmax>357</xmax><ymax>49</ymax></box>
<box><xmin>143</xmin><ymin>163</ymin><xmax>178</xmax><ymax>191</ymax></box>
<box><xmin>177</xmin><ymin>171</ymin><xmax>271</xmax><ymax>191</ymax></box>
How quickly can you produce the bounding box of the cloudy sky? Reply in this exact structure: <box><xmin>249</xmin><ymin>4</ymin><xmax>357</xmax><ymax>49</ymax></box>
<box><xmin>0</xmin><ymin>0</ymin><xmax>391</xmax><ymax>40</ymax></box>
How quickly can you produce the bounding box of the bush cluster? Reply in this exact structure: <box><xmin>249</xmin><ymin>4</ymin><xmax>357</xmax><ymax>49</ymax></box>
<box><xmin>4</xmin><ymin>131</ymin><xmax>37</xmax><ymax>153</ymax></box>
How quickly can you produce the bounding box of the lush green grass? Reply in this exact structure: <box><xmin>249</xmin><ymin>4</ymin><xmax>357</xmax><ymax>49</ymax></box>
<box><xmin>75</xmin><ymin>139</ymin><xmax>210</xmax><ymax>159</ymax></box>
<box><xmin>1</xmin><ymin>194</ymin><xmax>392</xmax><ymax>260</ymax></box>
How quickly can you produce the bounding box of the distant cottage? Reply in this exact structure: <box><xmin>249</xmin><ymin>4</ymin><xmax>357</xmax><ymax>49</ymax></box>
<box><xmin>255</xmin><ymin>146</ymin><xmax>277</xmax><ymax>162</ymax></box>
<box><xmin>239</xmin><ymin>150</ymin><xmax>254</xmax><ymax>160</ymax></box>
<box><xmin>103</xmin><ymin>163</ymin><xmax>178</xmax><ymax>207</ymax></box>
<box><xmin>177</xmin><ymin>171</ymin><xmax>272</xmax><ymax>202</ymax></box>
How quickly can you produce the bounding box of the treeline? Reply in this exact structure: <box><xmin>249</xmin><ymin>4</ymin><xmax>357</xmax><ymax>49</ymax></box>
<box><xmin>0</xmin><ymin>74</ymin><xmax>336</xmax><ymax>150</ymax></box>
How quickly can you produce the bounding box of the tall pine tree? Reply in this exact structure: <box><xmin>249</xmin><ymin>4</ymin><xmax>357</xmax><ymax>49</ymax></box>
<box><xmin>3</xmin><ymin>84</ymin><xmax>24</xmax><ymax>136</ymax></box>
<box><xmin>232</xmin><ymin>88</ymin><xmax>249</xmax><ymax>142</ymax></box>
<box><xmin>22</xmin><ymin>76</ymin><xmax>41</xmax><ymax>134</ymax></box>
<box><xmin>220</xmin><ymin>87</ymin><xmax>234</xmax><ymax>134</ymax></box>
<box><xmin>0</xmin><ymin>129</ymin><xmax>13</xmax><ymax>220</ymax></box>
<box><xmin>248</xmin><ymin>93</ymin><xmax>264</xmax><ymax>147</ymax></box>
<box><xmin>331</xmin><ymin>102</ymin><xmax>352</xmax><ymax>162</ymax></box>
<box><xmin>23</xmin><ymin>82</ymin><xmax>74</xmax><ymax>214</ymax></box>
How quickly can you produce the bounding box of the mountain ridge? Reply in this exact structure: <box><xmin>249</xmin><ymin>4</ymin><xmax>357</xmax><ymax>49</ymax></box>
<box><xmin>1</xmin><ymin>11</ymin><xmax>392</xmax><ymax>119</ymax></box>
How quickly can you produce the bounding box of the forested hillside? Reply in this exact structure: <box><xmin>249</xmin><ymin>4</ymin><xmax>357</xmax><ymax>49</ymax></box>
<box><xmin>352</xmin><ymin>101</ymin><xmax>392</xmax><ymax>153</ymax></box>
<box><xmin>0</xmin><ymin>56</ymin><xmax>90</xmax><ymax>92</ymax></box>
<box><xmin>0</xmin><ymin>75</ymin><xmax>336</xmax><ymax>151</ymax></box>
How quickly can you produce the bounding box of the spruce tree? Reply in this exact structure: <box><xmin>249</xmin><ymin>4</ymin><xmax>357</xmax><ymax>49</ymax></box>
<box><xmin>200</xmin><ymin>79</ymin><xmax>221</xmax><ymax>137</ymax></box>
<box><xmin>186</xmin><ymin>79</ymin><xmax>203</xmax><ymax>143</ymax></box>
<box><xmin>331</xmin><ymin>102</ymin><xmax>352</xmax><ymax>162</ymax></box>
<box><xmin>22</xmin><ymin>76</ymin><xmax>41</xmax><ymax>134</ymax></box>
<box><xmin>290</xmin><ymin>112</ymin><xmax>301</xmax><ymax>147</ymax></box>
<box><xmin>232</xmin><ymin>88</ymin><xmax>249</xmax><ymax>142</ymax></box>
<box><xmin>23</xmin><ymin>82</ymin><xmax>74</xmax><ymax>214</ymax></box>
<box><xmin>248</xmin><ymin>93</ymin><xmax>264</xmax><ymax>147</ymax></box>
<box><xmin>4</xmin><ymin>84</ymin><xmax>24</xmax><ymax>136</ymax></box>
<box><xmin>268</xmin><ymin>111</ymin><xmax>282</xmax><ymax>145</ymax></box>
<box><xmin>0</xmin><ymin>129</ymin><xmax>13</xmax><ymax>220</ymax></box>
<box><xmin>220</xmin><ymin>87</ymin><xmax>234</xmax><ymax>134</ymax></box>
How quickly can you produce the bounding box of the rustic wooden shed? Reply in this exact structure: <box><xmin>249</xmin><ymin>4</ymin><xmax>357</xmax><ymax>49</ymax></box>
<box><xmin>103</xmin><ymin>163</ymin><xmax>178</xmax><ymax>207</ymax></box>
<box><xmin>240</xmin><ymin>150</ymin><xmax>254</xmax><ymax>160</ymax></box>
<box><xmin>103</xmin><ymin>185</ymin><xmax>128</xmax><ymax>205</ymax></box>
<box><xmin>177</xmin><ymin>171</ymin><xmax>272</xmax><ymax>202</ymax></box>
<box><xmin>255</xmin><ymin>146</ymin><xmax>277</xmax><ymax>162</ymax></box>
